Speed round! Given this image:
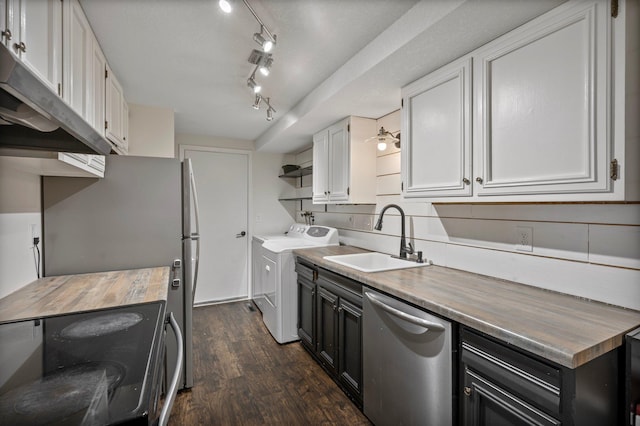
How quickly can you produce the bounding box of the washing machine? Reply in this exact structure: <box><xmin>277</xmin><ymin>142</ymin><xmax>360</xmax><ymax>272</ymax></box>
<box><xmin>252</xmin><ymin>224</ymin><xmax>339</xmax><ymax>343</ymax></box>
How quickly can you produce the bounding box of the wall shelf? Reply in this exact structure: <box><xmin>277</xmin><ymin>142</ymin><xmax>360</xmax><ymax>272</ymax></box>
<box><xmin>279</xmin><ymin>166</ymin><xmax>313</xmax><ymax>179</ymax></box>
<box><xmin>278</xmin><ymin>197</ymin><xmax>312</xmax><ymax>201</ymax></box>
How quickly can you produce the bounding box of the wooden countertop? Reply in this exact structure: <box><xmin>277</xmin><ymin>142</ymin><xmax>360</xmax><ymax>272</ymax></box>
<box><xmin>294</xmin><ymin>246</ymin><xmax>640</xmax><ymax>369</ymax></box>
<box><xmin>0</xmin><ymin>267</ymin><xmax>170</xmax><ymax>324</ymax></box>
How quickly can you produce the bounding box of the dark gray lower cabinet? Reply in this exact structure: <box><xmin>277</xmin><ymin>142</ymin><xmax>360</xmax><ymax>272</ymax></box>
<box><xmin>296</xmin><ymin>261</ymin><xmax>316</xmax><ymax>351</ymax></box>
<box><xmin>296</xmin><ymin>259</ymin><xmax>363</xmax><ymax>406</ymax></box>
<box><xmin>461</xmin><ymin>327</ymin><xmax>621</xmax><ymax>426</ymax></box>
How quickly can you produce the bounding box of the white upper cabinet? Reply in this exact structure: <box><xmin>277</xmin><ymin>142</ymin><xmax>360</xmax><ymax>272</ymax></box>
<box><xmin>474</xmin><ymin>0</ymin><xmax>610</xmax><ymax>199</ymax></box>
<box><xmin>402</xmin><ymin>0</ymin><xmax>638</xmax><ymax>202</ymax></box>
<box><xmin>63</xmin><ymin>0</ymin><xmax>92</xmax><ymax>120</ymax></box>
<box><xmin>2</xmin><ymin>0</ymin><xmax>62</xmax><ymax>94</ymax></box>
<box><xmin>105</xmin><ymin>64</ymin><xmax>128</xmax><ymax>154</ymax></box>
<box><xmin>402</xmin><ymin>57</ymin><xmax>472</xmax><ymax>198</ymax></box>
<box><xmin>312</xmin><ymin>116</ymin><xmax>377</xmax><ymax>204</ymax></box>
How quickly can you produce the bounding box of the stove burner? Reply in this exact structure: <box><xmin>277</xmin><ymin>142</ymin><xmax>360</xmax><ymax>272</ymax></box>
<box><xmin>0</xmin><ymin>361</ymin><xmax>125</xmax><ymax>425</ymax></box>
<box><xmin>60</xmin><ymin>312</ymin><xmax>143</xmax><ymax>339</ymax></box>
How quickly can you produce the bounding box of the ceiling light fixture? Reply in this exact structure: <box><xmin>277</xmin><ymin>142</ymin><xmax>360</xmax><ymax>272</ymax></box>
<box><xmin>366</xmin><ymin>127</ymin><xmax>401</xmax><ymax>151</ymax></box>
<box><xmin>218</xmin><ymin>0</ymin><xmax>232</xmax><ymax>14</ymax></box>
<box><xmin>252</xmin><ymin>94</ymin><xmax>262</xmax><ymax>109</ymax></box>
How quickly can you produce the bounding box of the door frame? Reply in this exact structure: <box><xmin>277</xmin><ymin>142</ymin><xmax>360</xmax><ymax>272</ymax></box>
<box><xmin>179</xmin><ymin>144</ymin><xmax>253</xmax><ymax>302</ymax></box>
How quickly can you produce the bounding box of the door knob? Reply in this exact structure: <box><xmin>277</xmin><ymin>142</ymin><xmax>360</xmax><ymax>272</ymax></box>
<box><xmin>236</xmin><ymin>231</ymin><xmax>246</xmax><ymax>238</ymax></box>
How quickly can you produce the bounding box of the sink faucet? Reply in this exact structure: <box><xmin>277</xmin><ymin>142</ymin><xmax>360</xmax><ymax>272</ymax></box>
<box><xmin>374</xmin><ymin>204</ymin><xmax>414</xmax><ymax>259</ymax></box>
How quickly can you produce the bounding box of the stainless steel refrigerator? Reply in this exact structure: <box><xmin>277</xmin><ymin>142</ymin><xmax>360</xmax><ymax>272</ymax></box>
<box><xmin>42</xmin><ymin>155</ymin><xmax>200</xmax><ymax>390</ymax></box>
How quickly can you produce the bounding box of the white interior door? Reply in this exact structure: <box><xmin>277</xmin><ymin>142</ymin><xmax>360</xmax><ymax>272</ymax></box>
<box><xmin>183</xmin><ymin>147</ymin><xmax>250</xmax><ymax>304</ymax></box>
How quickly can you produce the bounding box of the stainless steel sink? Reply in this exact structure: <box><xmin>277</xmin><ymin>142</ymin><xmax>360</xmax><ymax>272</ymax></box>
<box><xmin>323</xmin><ymin>252</ymin><xmax>429</xmax><ymax>273</ymax></box>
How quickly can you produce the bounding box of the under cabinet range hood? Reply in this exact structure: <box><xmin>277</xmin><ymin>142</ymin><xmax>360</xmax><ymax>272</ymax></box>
<box><xmin>0</xmin><ymin>43</ymin><xmax>112</xmax><ymax>155</ymax></box>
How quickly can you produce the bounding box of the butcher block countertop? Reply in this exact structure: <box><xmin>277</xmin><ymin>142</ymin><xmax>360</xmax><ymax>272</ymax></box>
<box><xmin>294</xmin><ymin>245</ymin><xmax>640</xmax><ymax>369</ymax></box>
<box><xmin>0</xmin><ymin>267</ymin><xmax>170</xmax><ymax>324</ymax></box>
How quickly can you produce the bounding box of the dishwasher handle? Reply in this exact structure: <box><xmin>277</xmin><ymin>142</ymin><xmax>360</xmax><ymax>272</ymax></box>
<box><xmin>159</xmin><ymin>312</ymin><xmax>184</xmax><ymax>426</ymax></box>
<box><xmin>365</xmin><ymin>292</ymin><xmax>445</xmax><ymax>332</ymax></box>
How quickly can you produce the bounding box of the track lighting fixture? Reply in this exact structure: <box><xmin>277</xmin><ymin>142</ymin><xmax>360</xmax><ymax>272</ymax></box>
<box><xmin>218</xmin><ymin>0</ymin><xmax>232</xmax><ymax>14</ymax></box>
<box><xmin>247</xmin><ymin>76</ymin><xmax>261</xmax><ymax>93</ymax></box>
<box><xmin>366</xmin><ymin>127</ymin><xmax>401</xmax><ymax>151</ymax></box>
<box><xmin>252</xmin><ymin>94</ymin><xmax>262</xmax><ymax>109</ymax></box>
<box><xmin>226</xmin><ymin>0</ymin><xmax>279</xmax><ymax>123</ymax></box>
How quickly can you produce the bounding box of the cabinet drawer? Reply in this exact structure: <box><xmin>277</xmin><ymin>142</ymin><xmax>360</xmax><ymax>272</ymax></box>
<box><xmin>317</xmin><ymin>268</ymin><xmax>362</xmax><ymax>305</ymax></box>
<box><xmin>461</xmin><ymin>328</ymin><xmax>561</xmax><ymax>417</ymax></box>
<box><xmin>295</xmin><ymin>261</ymin><xmax>315</xmax><ymax>281</ymax></box>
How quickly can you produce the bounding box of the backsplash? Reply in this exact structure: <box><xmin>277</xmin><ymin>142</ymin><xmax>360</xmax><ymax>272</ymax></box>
<box><xmin>0</xmin><ymin>163</ymin><xmax>41</xmax><ymax>299</ymax></box>
<box><xmin>296</xmin><ymin>111</ymin><xmax>640</xmax><ymax>311</ymax></box>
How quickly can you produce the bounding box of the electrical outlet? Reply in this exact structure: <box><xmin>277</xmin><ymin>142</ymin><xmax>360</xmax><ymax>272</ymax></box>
<box><xmin>29</xmin><ymin>223</ymin><xmax>40</xmax><ymax>248</ymax></box>
<box><xmin>515</xmin><ymin>226</ymin><xmax>533</xmax><ymax>252</ymax></box>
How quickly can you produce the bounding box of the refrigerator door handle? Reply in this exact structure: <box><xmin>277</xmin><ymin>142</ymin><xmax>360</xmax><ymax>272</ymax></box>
<box><xmin>189</xmin><ymin>170</ymin><xmax>201</xmax><ymax>305</ymax></box>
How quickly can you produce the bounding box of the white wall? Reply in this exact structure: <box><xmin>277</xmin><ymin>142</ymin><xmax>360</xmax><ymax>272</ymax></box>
<box><xmin>297</xmin><ymin>110</ymin><xmax>640</xmax><ymax>311</ymax></box>
<box><xmin>0</xmin><ymin>162</ymin><xmax>41</xmax><ymax>299</ymax></box>
<box><xmin>128</xmin><ymin>103</ymin><xmax>175</xmax><ymax>158</ymax></box>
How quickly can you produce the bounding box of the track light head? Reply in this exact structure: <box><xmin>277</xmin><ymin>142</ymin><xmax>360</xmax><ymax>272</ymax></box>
<box><xmin>253</xmin><ymin>94</ymin><xmax>262</xmax><ymax>110</ymax></box>
<box><xmin>265</xmin><ymin>97</ymin><xmax>275</xmax><ymax>121</ymax></box>
<box><xmin>253</xmin><ymin>26</ymin><xmax>275</xmax><ymax>52</ymax></box>
<box><xmin>259</xmin><ymin>56</ymin><xmax>273</xmax><ymax>76</ymax></box>
<box><xmin>247</xmin><ymin>77</ymin><xmax>261</xmax><ymax>93</ymax></box>
<box><xmin>218</xmin><ymin>0</ymin><xmax>232</xmax><ymax>13</ymax></box>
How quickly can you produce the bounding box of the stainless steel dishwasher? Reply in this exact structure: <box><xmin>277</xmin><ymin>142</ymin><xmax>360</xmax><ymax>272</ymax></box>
<box><xmin>363</xmin><ymin>288</ymin><xmax>453</xmax><ymax>425</ymax></box>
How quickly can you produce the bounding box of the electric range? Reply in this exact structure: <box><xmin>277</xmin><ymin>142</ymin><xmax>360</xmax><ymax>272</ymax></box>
<box><xmin>0</xmin><ymin>302</ymin><xmax>166</xmax><ymax>425</ymax></box>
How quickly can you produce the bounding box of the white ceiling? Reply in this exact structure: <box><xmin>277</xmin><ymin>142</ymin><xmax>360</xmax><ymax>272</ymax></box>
<box><xmin>80</xmin><ymin>0</ymin><xmax>565</xmax><ymax>154</ymax></box>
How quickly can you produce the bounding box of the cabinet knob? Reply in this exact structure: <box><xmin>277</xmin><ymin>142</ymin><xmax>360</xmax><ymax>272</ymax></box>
<box><xmin>13</xmin><ymin>41</ymin><xmax>26</xmax><ymax>53</ymax></box>
<box><xmin>464</xmin><ymin>386</ymin><xmax>472</xmax><ymax>396</ymax></box>
<box><xmin>265</xmin><ymin>265</ymin><xmax>270</xmax><ymax>272</ymax></box>
<box><xmin>1</xmin><ymin>29</ymin><xmax>11</xmax><ymax>41</ymax></box>
<box><xmin>475</xmin><ymin>177</ymin><xmax>483</xmax><ymax>184</ymax></box>
<box><xmin>462</xmin><ymin>178</ymin><xmax>470</xmax><ymax>185</ymax></box>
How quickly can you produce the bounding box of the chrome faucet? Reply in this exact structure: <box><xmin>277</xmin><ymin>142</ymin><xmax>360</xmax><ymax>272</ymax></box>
<box><xmin>374</xmin><ymin>204</ymin><xmax>414</xmax><ymax>259</ymax></box>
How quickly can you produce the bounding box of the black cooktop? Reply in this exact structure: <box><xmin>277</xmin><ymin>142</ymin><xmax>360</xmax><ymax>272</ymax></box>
<box><xmin>0</xmin><ymin>302</ymin><xmax>165</xmax><ymax>425</ymax></box>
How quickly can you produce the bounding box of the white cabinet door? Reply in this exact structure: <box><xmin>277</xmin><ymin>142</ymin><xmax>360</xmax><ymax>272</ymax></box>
<box><xmin>90</xmin><ymin>34</ymin><xmax>106</xmax><ymax>136</ymax></box>
<box><xmin>0</xmin><ymin>0</ymin><xmax>8</xmax><ymax>46</ymax></box>
<box><xmin>312</xmin><ymin>116</ymin><xmax>377</xmax><ymax>204</ymax></box>
<box><xmin>105</xmin><ymin>64</ymin><xmax>128</xmax><ymax>153</ymax></box>
<box><xmin>63</xmin><ymin>0</ymin><xmax>92</xmax><ymax>120</ymax></box>
<box><xmin>473</xmin><ymin>0</ymin><xmax>610</xmax><ymax>197</ymax></box>
<box><xmin>402</xmin><ymin>57</ymin><xmax>472</xmax><ymax>198</ymax></box>
<box><xmin>122</xmin><ymin>98</ymin><xmax>129</xmax><ymax>154</ymax></box>
<box><xmin>312</xmin><ymin>129</ymin><xmax>329</xmax><ymax>203</ymax></box>
<box><xmin>4</xmin><ymin>0</ymin><xmax>62</xmax><ymax>94</ymax></box>
<box><xmin>327</xmin><ymin>118</ymin><xmax>350</xmax><ymax>202</ymax></box>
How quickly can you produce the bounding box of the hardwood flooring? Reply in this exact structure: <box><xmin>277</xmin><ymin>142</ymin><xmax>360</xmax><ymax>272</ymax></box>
<box><xmin>169</xmin><ymin>301</ymin><xmax>371</xmax><ymax>425</ymax></box>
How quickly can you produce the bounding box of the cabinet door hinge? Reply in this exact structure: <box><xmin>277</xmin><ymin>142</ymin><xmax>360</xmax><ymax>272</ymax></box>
<box><xmin>57</xmin><ymin>83</ymin><xmax>61</xmax><ymax>96</ymax></box>
<box><xmin>347</xmin><ymin>124</ymin><xmax>350</xmax><ymax>132</ymax></box>
<box><xmin>610</xmin><ymin>159</ymin><xmax>619</xmax><ymax>180</ymax></box>
<box><xmin>401</xmin><ymin>98</ymin><xmax>404</xmax><ymax>108</ymax></box>
<box><xmin>105</xmin><ymin>120</ymin><xmax>108</xmax><ymax>130</ymax></box>
<box><xmin>401</xmin><ymin>181</ymin><xmax>404</xmax><ymax>191</ymax></box>
<box><xmin>105</xmin><ymin>68</ymin><xmax>108</xmax><ymax>79</ymax></box>
<box><xmin>347</xmin><ymin>187</ymin><xmax>350</xmax><ymax>196</ymax></box>
<box><xmin>611</xmin><ymin>0</ymin><xmax>618</xmax><ymax>17</ymax></box>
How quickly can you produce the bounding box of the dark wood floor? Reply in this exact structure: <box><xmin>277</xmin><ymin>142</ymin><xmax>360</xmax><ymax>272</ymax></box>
<box><xmin>169</xmin><ymin>301</ymin><xmax>371</xmax><ymax>425</ymax></box>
